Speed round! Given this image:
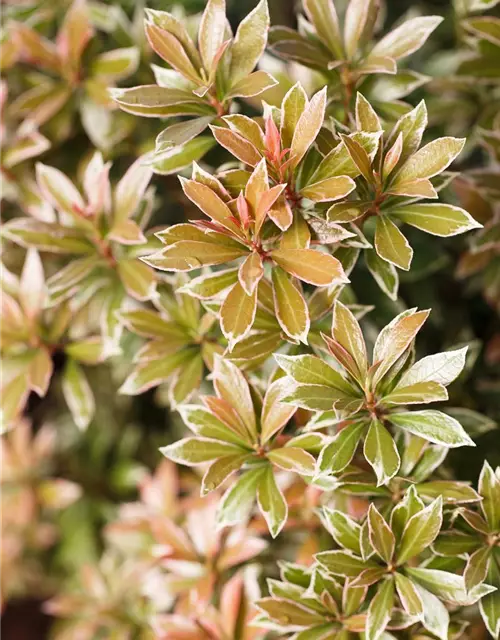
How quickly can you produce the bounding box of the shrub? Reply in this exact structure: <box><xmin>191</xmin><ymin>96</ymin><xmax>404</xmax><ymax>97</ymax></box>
<box><xmin>1</xmin><ymin>0</ymin><xmax>499</xmax><ymax>638</ymax></box>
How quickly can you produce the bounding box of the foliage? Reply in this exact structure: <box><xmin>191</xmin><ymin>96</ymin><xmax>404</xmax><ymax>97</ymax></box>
<box><xmin>1</xmin><ymin>0</ymin><xmax>499</xmax><ymax>638</ymax></box>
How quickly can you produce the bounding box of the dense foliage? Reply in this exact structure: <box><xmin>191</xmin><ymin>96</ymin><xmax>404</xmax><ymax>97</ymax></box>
<box><xmin>1</xmin><ymin>0</ymin><xmax>500</xmax><ymax>638</ymax></box>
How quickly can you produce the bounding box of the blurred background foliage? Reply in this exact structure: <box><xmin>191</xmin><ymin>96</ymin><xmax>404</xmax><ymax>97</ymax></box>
<box><xmin>1</xmin><ymin>0</ymin><xmax>499</xmax><ymax>638</ymax></box>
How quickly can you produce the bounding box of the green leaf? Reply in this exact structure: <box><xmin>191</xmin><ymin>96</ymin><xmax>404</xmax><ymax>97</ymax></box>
<box><xmin>382</xmin><ymin>133</ymin><xmax>403</xmax><ymax>180</ymax></box>
<box><xmin>2</xmin><ymin>219</ymin><xmax>94</xmax><ymax>254</ymax></box>
<box><xmin>110</xmin><ymin>85</ymin><xmax>210</xmax><ymax>116</ymax></box>
<box><xmin>392</xmin><ymin>137</ymin><xmax>465</xmax><ymax>186</ymax></box>
<box><xmin>394</xmin><ymin>572</ymin><xmax>424</xmax><ymax>618</ymax></box>
<box><xmin>144</xmin><ymin>237</ymin><xmax>248</xmax><ymax>271</ymax></box>
<box><xmin>119</xmin><ymin>349</ymin><xmax>195</xmax><ymax>395</ymax></box>
<box><xmin>202</xmin><ymin>453</ymin><xmax>251</xmax><ymax>495</ymax></box>
<box><xmin>217</xmin><ymin>466</ymin><xmax>266</xmax><ymax>528</ymax></box>
<box><xmin>19</xmin><ymin>248</ymin><xmax>46</xmax><ymax>320</ymax></box>
<box><xmin>396</xmin><ymin>496</ymin><xmax>443</xmax><ymax>565</ymax></box>
<box><xmin>412</xmin><ymin>582</ymin><xmax>449</xmax><ymax>640</ymax></box>
<box><xmin>398</xmin><ymin>347</ymin><xmax>468</xmax><ymax>388</ymax></box>
<box><xmin>479</xmin><ymin>461</ymin><xmax>500</xmax><ymax>531</ymax></box>
<box><xmin>0</xmin><ymin>374</ymin><xmax>30</xmax><ymax>431</ymax></box>
<box><xmin>317</xmin><ymin>421</ymin><xmax>367</xmax><ymax>474</ymax></box>
<box><xmin>372</xmin><ymin>69</ymin><xmax>429</xmax><ymax>100</ymax></box>
<box><xmin>344</xmin><ymin>580</ymin><xmax>369</xmax><ymax>617</ymax></box>
<box><xmin>272</xmin><ymin>267</ymin><xmax>309</xmax><ymax>343</ymax></box>
<box><xmin>390</xmin><ymin>411</ymin><xmax>475</xmax><ymax>448</ymax></box>
<box><xmin>238</xmin><ymin>252</ymin><xmax>264</xmax><ymax>296</ymax></box>
<box><xmin>419</xmin><ymin>481</ymin><xmax>480</xmax><ymax>504</ymax></box>
<box><xmin>405</xmin><ymin>567</ymin><xmax>496</xmax><ymax>606</ymax></box>
<box><xmin>198</xmin><ymin>0</ymin><xmax>226</xmax><ymax>72</ymax></box>
<box><xmin>366</xmin><ymin>578</ymin><xmax>395</xmax><ymax>640</ymax></box>
<box><xmin>412</xmin><ymin>445</ymin><xmax>457</xmax><ymax>483</ymax></box>
<box><xmin>229</xmin><ymin>331</ymin><xmax>282</xmax><ymax>370</ymax></box>
<box><xmin>364</xmin><ymin>419</ymin><xmax>400</xmax><ymax>486</ymax></box>
<box><xmin>178</xmin><ymin>404</ymin><xmax>252</xmax><ymax>447</ymax></box>
<box><xmin>145</xmin><ymin>9</ymin><xmax>201</xmax><ymax>68</ymax></box>
<box><xmin>213</xmin><ymin>355</ymin><xmax>257</xmax><ymax>442</ymax></box>
<box><xmin>464</xmin><ymin>546</ymin><xmax>491</xmax><ymax>593</ymax></box>
<box><xmin>145</xmin><ymin>22</ymin><xmax>202</xmax><ymax>84</ymax></box>
<box><xmin>257</xmin><ymin>597</ymin><xmax>326</xmax><ymax>626</ymax></box>
<box><xmin>368</xmin><ymin>504</ymin><xmax>395</xmax><ymax>563</ymax></box>
<box><xmin>257</xmin><ymin>466</ymin><xmax>288</xmax><ymax>537</ymax></box>
<box><xmin>479</xmin><ymin>558</ymin><xmax>500</xmax><ymax>639</ymax></box>
<box><xmin>29</xmin><ymin>347</ymin><xmax>53</xmax><ymax>397</ymax></box>
<box><xmin>91</xmin><ymin>47</ymin><xmax>139</xmax><ymax>82</ymax></box>
<box><xmin>155</xmin><ymin>117</ymin><xmax>214</xmax><ymax>152</ymax></box>
<box><xmin>3</xmin><ymin>129</ymin><xmax>50</xmax><ymax>169</ymax></box>
<box><xmin>321</xmin><ymin>507</ymin><xmax>362</xmax><ymax>554</ymax></box>
<box><xmin>275</xmin><ymin>354</ymin><xmax>354</xmax><ymax>394</ymax></box>
<box><xmin>100</xmin><ymin>286</ymin><xmax>125</xmax><ymax>358</ymax></box>
<box><xmin>375</xmin><ymin>216</ymin><xmax>413</xmax><ymax>271</ymax></box>
<box><xmin>210</xmin><ymin>126</ymin><xmax>262</xmax><ymax>166</ymax></box>
<box><xmin>372</xmin><ymin>309</ymin><xmax>429</xmax><ymax>385</ymax></box>
<box><xmin>267</xmin><ymin>447</ymin><xmax>316</xmax><ymax>476</ymax></box>
<box><xmin>226</xmin><ymin>71</ymin><xmax>277</xmax><ymax>99</ymax></box>
<box><xmin>260</xmin><ymin>377</ymin><xmax>296</xmax><ymax>444</ymax></box>
<box><xmin>300</xmin><ymin>175</ymin><xmax>356</xmax><ymax>202</ymax></box>
<box><xmin>444</xmin><ymin>408</ymin><xmax>497</xmax><ymax>438</ymax></box>
<box><xmin>315</xmin><ymin>550</ymin><xmax>374</xmax><ymax>577</ymax></box>
<box><xmin>160</xmin><ymin>436</ymin><xmax>244</xmax><ymax>465</ymax></box>
<box><xmin>463</xmin><ymin>15</ymin><xmax>500</xmax><ymax>45</ymax></box>
<box><xmin>303</xmin><ymin>0</ymin><xmax>343</xmax><ymax>58</ymax></box>
<box><xmin>271</xmin><ymin>248</ymin><xmax>348</xmax><ymax>286</ymax></box>
<box><xmin>365</xmin><ymin>249</ymin><xmax>399</xmax><ymax>301</ymax></box>
<box><xmin>117</xmin><ymin>259</ymin><xmax>156</xmax><ymax>301</ymax></box>
<box><xmin>383</xmin><ymin>381</ymin><xmax>448</xmax><ymax>405</ymax></box>
<box><xmin>287</xmin><ymin>434</ymin><xmax>327</xmax><ymax>454</ymax></box>
<box><xmin>332</xmin><ymin>301</ymin><xmax>368</xmax><ymax>380</ymax></box>
<box><xmin>390</xmin><ymin>485</ymin><xmax>424</xmax><ymax>540</ymax></box>
<box><xmin>290</xmin><ymin>87</ymin><xmax>327</xmax><ymax>168</ymax></box>
<box><xmin>433</xmin><ymin>532</ymin><xmax>480</xmax><ymax>556</ymax></box>
<box><xmin>149</xmin><ymin>137</ymin><xmax>217</xmax><ymax>174</ymax></box>
<box><xmin>350</xmin><ymin>566</ymin><xmax>386</xmax><ymax>588</ymax></box>
<box><xmin>369</xmin><ymin>16</ymin><xmax>443</xmax><ymax>61</ymax></box>
<box><xmin>177</xmin><ymin>267</ymin><xmax>239</xmax><ymax>299</ymax></box>
<box><xmin>339</xmin><ymin>133</ymin><xmax>374</xmax><ymax>182</ymax></box>
<box><xmin>280</xmin><ymin>82</ymin><xmax>308</xmax><ymax>149</ymax></box>
<box><xmin>282</xmin><ymin>384</ymin><xmax>340</xmax><ymax>411</ymax></box>
<box><xmin>180</xmin><ymin>177</ymin><xmax>241</xmax><ymax>237</ymax></box>
<box><xmin>10</xmin><ymin>23</ymin><xmax>60</xmax><ymax>73</ymax></box>
<box><xmin>220</xmin><ymin>281</ymin><xmax>257</xmax><ymax>350</ymax></box>
<box><xmin>117</xmin><ymin>310</ymin><xmax>187</xmax><ymax>341</ymax></box>
<box><xmin>47</xmin><ymin>256</ymin><xmax>99</xmax><ymax>301</ymax></box>
<box><xmin>313</xmin><ymin>132</ymin><xmax>381</xmax><ymax>182</ymax></box>
<box><xmin>308</xmin><ymin>219</ymin><xmax>356</xmax><ymax>245</ymax></box>
<box><xmin>229</xmin><ymin>0</ymin><xmax>269</xmax><ymax>84</ymax></box>
<box><xmin>389</xmin><ymin>178</ymin><xmax>439</xmax><ymax>198</ymax></box>
<box><xmin>57</xmin><ymin>0</ymin><xmax>93</xmax><ymax>75</ymax></box>
<box><xmin>327</xmin><ymin>201</ymin><xmax>371</xmax><ymax>223</ymax></box>
<box><xmin>344</xmin><ymin>0</ymin><xmax>378</xmax><ymax>60</ymax></box>
<box><xmin>387</xmin><ymin>100</ymin><xmax>427</xmax><ymax>163</ymax></box>
<box><xmin>391</xmin><ymin>203</ymin><xmax>481</xmax><ymax>237</ymax></box>
<box><xmin>62</xmin><ymin>359</ymin><xmax>95</xmax><ymax>431</ymax></box>
<box><xmin>355</xmin><ymin>93</ymin><xmax>382</xmax><ymax>133</ymax></box>
<box><xmin>168</xmin><ymin>353</ymin><xmax>204</xmax><ymax>407</ymax></box>
<box><xmin>36</xmin><ymin>162</ymin><xmax>84</xmax><ymax>214</ymax></box>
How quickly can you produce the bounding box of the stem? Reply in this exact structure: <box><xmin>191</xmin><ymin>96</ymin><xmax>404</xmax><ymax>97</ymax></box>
<box><xmin>355</xmin><ymin>187</ymin><xmax>387</xmax><ymax>229</ymax></box>
<box><xmin>208</xmin><ymin>94</ymin><xmax>227</xmax><ymax>118</ymax></box>
<box><xmin>340</xmin><ymin>66</ymin><xmax>354</xmax><ymax>126</ymax></box>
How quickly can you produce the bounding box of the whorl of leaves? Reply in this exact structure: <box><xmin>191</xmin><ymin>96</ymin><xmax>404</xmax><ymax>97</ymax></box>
<box><xmin>1</xmin><ymin>0</ymin><xmax>499</xmax><ymax>639</ymax></box>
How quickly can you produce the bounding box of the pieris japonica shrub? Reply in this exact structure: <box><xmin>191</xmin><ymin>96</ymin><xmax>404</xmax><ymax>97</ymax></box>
<box><xmin>1</xmin><ymin>0</ymin><xmax>499</xmax><ymax>638</ymax></box>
